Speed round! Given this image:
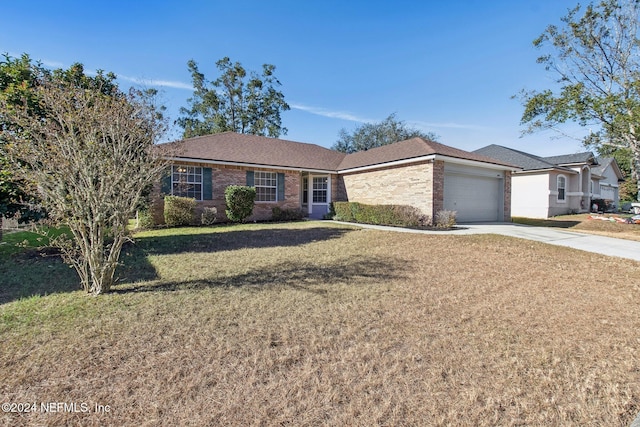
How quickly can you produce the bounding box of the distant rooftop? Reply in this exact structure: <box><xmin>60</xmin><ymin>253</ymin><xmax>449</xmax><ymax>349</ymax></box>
<box><xmin>474</xmin><ymin>144</ymin><xmax>594</xmax><ymax>172</ymax></box>
<box><xmin>542</xmin><ymin>152</ymin><xmax>596</xmax><ymax>165</ymax></box>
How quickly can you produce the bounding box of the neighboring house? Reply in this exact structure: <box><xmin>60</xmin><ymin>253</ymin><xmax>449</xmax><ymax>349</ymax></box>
<box><xmin>474</xmin><ymin>145</ymin><xmax>624</xmax><ymax>218</ymax></box>
<box><xmin>156</xmin><ymin>132</ymin><xmax>517</xmax><ymax>224</ymax></box>
<box><xmin>591</xmin><ymin>157</ymin><xmax>624</xmax><ymax>208</ymax></box>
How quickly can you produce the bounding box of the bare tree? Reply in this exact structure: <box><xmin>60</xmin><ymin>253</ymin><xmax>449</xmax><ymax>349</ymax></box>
<box><xmin>2</xmin><ymin>81</ymin><xmax>168</xmax><ymax>294</ymax></box>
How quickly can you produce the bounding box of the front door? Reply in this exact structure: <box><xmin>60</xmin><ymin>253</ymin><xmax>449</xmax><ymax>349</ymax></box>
<box><xmin>302</xmin><ymin>174</ymin><xmax>331</xmax><ymax>219</ymax></box>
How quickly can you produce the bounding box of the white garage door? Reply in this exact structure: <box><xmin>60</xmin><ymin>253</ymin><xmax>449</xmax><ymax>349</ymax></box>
<box><xmin>600</xmin><ymin>186</ymin><xmax>615</xmax><ymax>201</ymax></box>
<box><xmin>444</xmin><ymin>172</ymin><xmax>501</xmax><ymax>222</ymax></box>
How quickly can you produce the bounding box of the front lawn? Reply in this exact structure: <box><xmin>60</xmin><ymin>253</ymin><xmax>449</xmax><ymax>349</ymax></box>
<box><xmin>1</xmin><ymin>221</ymin><xmax>639</xmax><ymax>426</ymax></box>
<box><xmin>514</xmin><ymin>213</ymin><xmax>640</xmax><ymax>242</ymax></box>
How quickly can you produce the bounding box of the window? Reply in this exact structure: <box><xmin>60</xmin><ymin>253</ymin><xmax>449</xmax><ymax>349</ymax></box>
<box><xmin>557</xmin><ymin>175</ymin><xmax>566</xmax><ymax>202</ymax></box>
<box><xmin>172</xmin><ymin>165</ymin><xmax>202</xmax><ymax>200</ymax></box>
<box><xmin>255</xmin><ymin>171</ymin><xmax>277</xmax><ymax>202</ymax></box>
<box><xmin>312</xmin><ymin>177</ymin><xmax>328</xmax><ymax>203</ymax></box>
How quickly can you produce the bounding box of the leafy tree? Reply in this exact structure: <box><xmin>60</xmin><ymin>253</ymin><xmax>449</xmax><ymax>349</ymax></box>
<box><xmin>331</xmin><ymin>113</ymin><xmax>439</xmax><ymax>153</ymax></box>
<box><xmin>516</xmin><ymin>0</ymin><xmax>640</xmax><ymax>198</ymax></box>
<box><xmin>1</xmin><ymin>72</ymin><xmax>168</xmax><ymax>295</ymax></box>
<box><xmin>0</xmin><ymin>54</ymin><xmax>48</xmax><ymax>233</ymax></box>
<box><xmin>52</xmin><ymin>62</ymin><xmax>119</xmax><ymax>96</ymax></box>
<box><xmin>597</xmin><ymin>144</ymin><xmax>637</xmax><ymax>201</ymax></box>
<box><xmin>177</xmin><ymin>57</ymin><xmax>290</xmax><ymax>138</ymax></box>
<box><xmin>0</xmin><ymin>55</ymin><xmax>124</xmax><ymax>235</ymax></box>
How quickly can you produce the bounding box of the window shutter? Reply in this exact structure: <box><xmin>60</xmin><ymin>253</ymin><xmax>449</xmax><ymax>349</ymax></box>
<box><xmin>161</xmin><ymin>167</ymin><xmax>172</xmax><ymax>195</ymax></box>
<box><xmin>203</xmin><ymin>168</ymin><xmax>213</xmax><ymax>200</ymax></box>
<box><xmin>246</xmin><ymin>171</ymin><xmax>254</xmax><ymax>187</ymax></box>
<box><xmin>277</xmin><ymin>173</ymin><xmax>285</xmax><ymax>201</ymax></box>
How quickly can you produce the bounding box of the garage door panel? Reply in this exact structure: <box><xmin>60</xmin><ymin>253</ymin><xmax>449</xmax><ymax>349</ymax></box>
<box><xmin>444</xmin><ymin>173</ymin><xmax>500</xmax><ymax>222</ymax></box>
<box><xmin>600</xmin><ymin>186</ymin><xmax>615</xmax><ymax>201</ymax></box>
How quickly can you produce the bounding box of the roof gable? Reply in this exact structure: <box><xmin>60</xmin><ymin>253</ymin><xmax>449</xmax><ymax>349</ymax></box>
<box><xmin>592</xmin><ymin>157</ymin><xmax>625</xmax><ymax>180</ymax></box>
<box><xmin>338</xmin><ymin>138</ymin><xmax>515</xmax><ymax>171</ymax></box>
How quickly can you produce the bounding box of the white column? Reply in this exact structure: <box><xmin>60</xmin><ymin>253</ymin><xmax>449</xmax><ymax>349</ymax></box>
<box><xmin>326</xmin><ymin>175</ymin><xmax>332</xmax><ymax>214</ymax></box>
<box><xmin>308</xmin><ymin>175</ymin><xmax>313</xmax><ymax>215</ymax></box>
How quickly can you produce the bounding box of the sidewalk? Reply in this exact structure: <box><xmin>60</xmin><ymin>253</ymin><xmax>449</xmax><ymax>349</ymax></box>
<box><xmin>330</xmin><ymin>221</ymin><xmax>640</xmax><ymax>262</ymax></box>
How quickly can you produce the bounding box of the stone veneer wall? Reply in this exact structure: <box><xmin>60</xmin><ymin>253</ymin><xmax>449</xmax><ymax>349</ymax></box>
<box><xmin>152</xmin><ymin>162</ymin><xmax>301</xmax><ymax>224</ymax></box>
<box><xmin>338</xmin><ymin>160</ymin><xmax>436</xmax><ymax>218</ymax></box>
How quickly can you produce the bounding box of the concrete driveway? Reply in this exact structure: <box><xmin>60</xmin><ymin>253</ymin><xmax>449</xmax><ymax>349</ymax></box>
<box><xmin>332</xmin><ymin>221</ymin><xmax>640</xmax><ymax>262</ymax></box>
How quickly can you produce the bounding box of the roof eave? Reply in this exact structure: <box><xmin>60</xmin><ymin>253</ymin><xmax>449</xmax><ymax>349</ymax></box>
<box><xmin>338</xmin><ymin>155</ymin><xmax>436</xmax><ymax>174</ymax></box>
<box><xmin>514</xmin><ymin>167</ymin><xmax>579</xmax><ymax>175</ymax></box>
<box><xmin>338</xmin><ymin>154</ymin><xmax>520</xmax><ymax>174</ymax></box>
<box><xmin>434</xmin><ymin>154</ymin><xmax>520</xmax><ymax>171</ymax></box>
<box><xmin>165</xmin><ymin>156</ymin><xmax>337</xmax><ymax>174</ymax></box>
<box><xmin>555</xmin><ymin>161</ymin><xmax>594</xmax><ymax>167</ymax></box>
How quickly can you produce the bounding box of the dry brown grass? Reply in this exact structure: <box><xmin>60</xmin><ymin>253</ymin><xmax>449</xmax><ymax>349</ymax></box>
<box><xmin>515</xmin><ymin>213</ymin><xmax>640</xmax><ymax>241</ymax></box>
<box><xmin>2</xmin><ymin>222</ymin><xmax>640</xmax><ymax>426</ymax></box>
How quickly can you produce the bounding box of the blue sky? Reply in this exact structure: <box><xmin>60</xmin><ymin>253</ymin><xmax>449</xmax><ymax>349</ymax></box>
<box><xmin>3</xmin><ymin>0</ymin><xmax>590</xmax><ymax>156</ymax></box>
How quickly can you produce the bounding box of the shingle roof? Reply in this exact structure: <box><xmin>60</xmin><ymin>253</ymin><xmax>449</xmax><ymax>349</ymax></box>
<box><xmin>592</xmin><ymin>157</ymin><xmax>625</xmax><ymax>180</ymax></box>
<box><xmin>165</xmin><ymin>132</ymin><xmax>346</xmax><ymax>171</ymax></box>
<box><xmin>474</xmin><ymin>144</ymin><xmax>576</xmax><ymax>172</ymax></box>
<box><xmin>590</xmin><ymin>157</ymin><xmax>611</xmax><ymax>176</ymax></box>
<box><xmin>337</xmin><ymin>137</ymin><xmax>515</xmax><ymax>170</ymax></box>
<box><xmin>163</xmin><ymin>133</ymin><xmax>516</xmax><ymax>172</ymax></box>
<box><xmin>543</xmin><ymin>152</ymin><xmax>596</xmax><ymax>165</ymax></box>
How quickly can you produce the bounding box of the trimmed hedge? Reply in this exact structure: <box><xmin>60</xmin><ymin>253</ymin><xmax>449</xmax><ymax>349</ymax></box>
<box><xmin>225</xmin><ymin>185</ymin><xmax>256</xmax><ymax>223</ymax></box>
<box><xmin>136</xmin><ymin>209</ymin><xmax>155</xmax><ymax>229</ymax></box>
<box><xmin>333</xmin><ymin>202</ymin><xmax>430</xmax><ymax>227</ymax></box>
<box><xmin>272</xmin><ymin>207</ymin><xmax>305</xmax><ymax>221</ymax></box>
<box><xmin>201</xmin><ymin>207</ymin><xmax>218</xmax><ymax>225</ymax></box>
<box><xmin>164</xmin><ymin>196</ymin><xmax>196</xmax><ymax>227</ymax></box>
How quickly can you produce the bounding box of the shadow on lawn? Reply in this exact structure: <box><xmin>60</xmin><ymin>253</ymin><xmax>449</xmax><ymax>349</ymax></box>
<box><xmin>113</xmin><ymin>254</ymin><xmax>409</xmax><ymax>294</ymax></box>
<box><xmin>1</xmin><ymin>226</ymin><xmax>360</xmax><ymax>304</ymax></box>
<box><xmin>132</xmin><ymin>226</ymin><xmax>353</xmax><ymax>255</ymax></box>
<box><xmin>115</xmin><ymin>226</ymin><xmax>393</xmax><ymax>294</ymax></box>
<box><xmin>0</xmin><ymin>248</ymin><xmax>79</xmax><ymax>305</ymax></box>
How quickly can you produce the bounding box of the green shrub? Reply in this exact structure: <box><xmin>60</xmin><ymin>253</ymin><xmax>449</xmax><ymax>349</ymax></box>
<box><xmin>323</xmin><ymin>202</ymin><xmax>337</xmax><ymax>220</ymax></box>
<box><xmin>272</xmin><ymin>207</ymin><xmax>305</xmax><ymax>221</ymax></box>
<box><xmin>435</xmin><ymin>210</ymin><xmax>457</xmax><ymax>228</ymax></box>
<box><xmin>225</xmin><ymin>186</ymin><xmax>256</xmax><ymax>223</ymax></box>
<box><xmin>333</xmin><ymin>201</ymin><xmax>430</xmax><ymax>227</ymax></box>
<box><xmin>164</xmin><ymin>196</ymin><xmax>196</xmax><ymax>227</ymax></box>
<box><xmin>201</xmin><ymin>207</ymin><xmax>218</xmax><ymax>226</ymax></box>
<box><xmin>333</xmin><ymin>202</ymin><xmax>354</xmax><ymax>222</ymax></box>
<box><xmin>136</xmin><ymin>209</ymin><xmax>155</xmax><ymax>229</ymax></box>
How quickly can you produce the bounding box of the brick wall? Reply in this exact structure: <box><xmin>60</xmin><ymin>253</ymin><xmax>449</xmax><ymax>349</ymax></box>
<box><xmin>432</xmin><ymin>160</ymin><xmax>444</xmax><ymax>216</ymax></box>
<box><xmin>340</xmin><ymin>160</ymin><xmax>435</xmax><ymax>217</ymax></box>
<box><xmin>504</xmin><ymin>170</ymin><xmax>512</xmax><ymax>221</ymax></box>
<box><xmin>151</xmin><ymin>159</ymin><xmax>513</xmax><ymax>224</ymax></box>
<box><xmin>330</xmin><ymin>173</ymin><xmax>343</xmax><ymax>203</ymax></box>
<box><xmin>153</xmin><ymin>162</ymin><xmax>302</xmax><ymax>224</ymax></box>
